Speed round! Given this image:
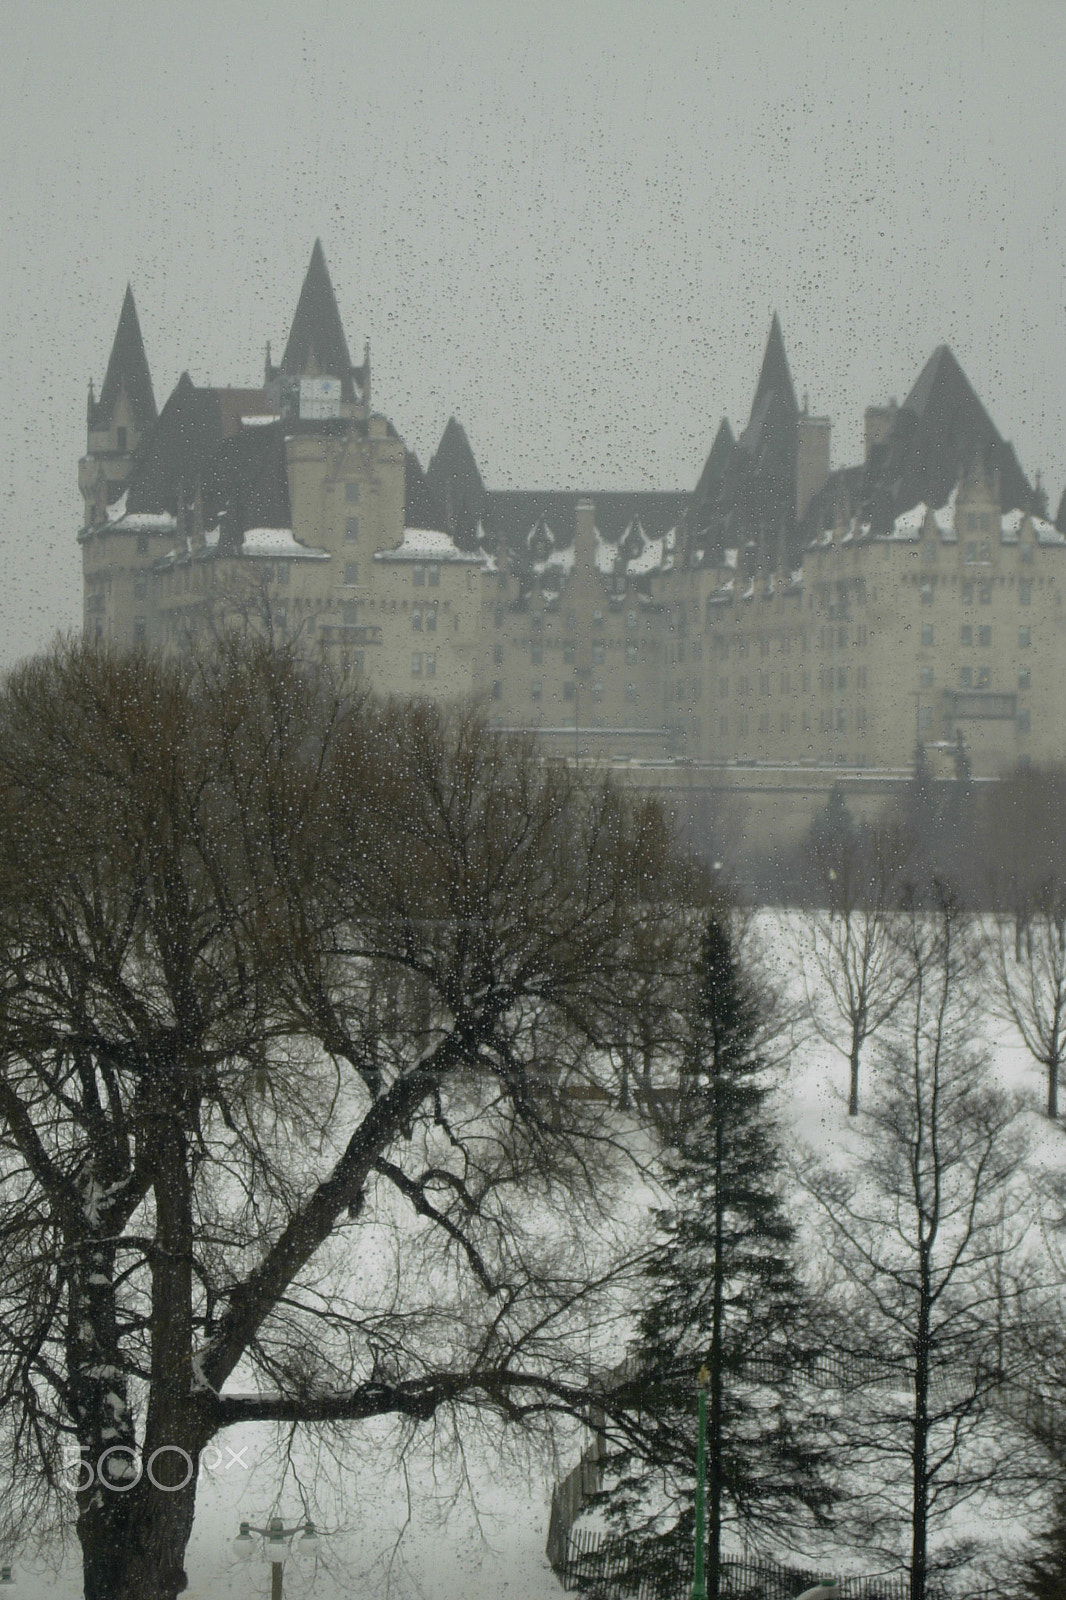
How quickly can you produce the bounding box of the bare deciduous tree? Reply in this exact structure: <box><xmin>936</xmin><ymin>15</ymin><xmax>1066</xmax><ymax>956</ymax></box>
<box><xmin>0</xmin><ymin>638</ymin><xmax>690</xmax><ymax>1600</ymax></box>
<box><xmin>987</xmin><ymin>881</ymin><xmax>1066</xmax><ymax>1120</ymax></box>
<box><xmin>804</xmin><ymin>885</ymin><xmax>1027</xmax><ymax>1600</ymax></box>
<box><xmin>797</xmin><ymin>825</ymin><xmax>911</xmax><ymax>1114</ymax></box>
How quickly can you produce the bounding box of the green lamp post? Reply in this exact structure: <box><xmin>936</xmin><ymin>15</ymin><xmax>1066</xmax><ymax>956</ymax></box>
<box><xmin>691</xmin><ymin>1364</ymin><xmax>710</xmax><ymax>1600</ymax></box>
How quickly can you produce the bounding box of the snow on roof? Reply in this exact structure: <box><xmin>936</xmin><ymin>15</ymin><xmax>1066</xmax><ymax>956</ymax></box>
<box><xmin>534</xmin><ymin>544</ymin><xmax>575</xmax><ymax>577</ymax></box>
<box><xmin>741</xmin><ymin>579</ymin><xmax>755</xmax><ymax>601</ymax></box>
<box><xmin>106</xmin><ymin>490</ymin><xmax>128</xmax><ymax>520</ymax></box>
<box><xmin>204</xmin><ymin>525</ymin><xmax>221</xmax><ymax>549</ymax></box>
<box><xmin>626</xmin><ymin>536</ymin><xmax>664</xmax><ymax>576</ymax></box>
<box><xmin>933</xmin><ymin>484</ymin><xmax>958</xmax><ymax>538</ymax></box>
<box><xmin>374</xmin><ymin>528</ymin><xmax>484</xmax><ymax>564</ymax></box>
<box><xmin>594</xmin><ymin>528</ymin><xmax>617</xmax><ymax>574</ymax></box>
<box><xmin>724</xmin><ymin>548</ymin><xmax>738</xmax><ymax>570</ymax></box>
<box><xmin>242</xmin><ymin>528</ymin><xmax>329</xmax><ymax>559</ymax></box>
<box><xmin>891</xmin><ymin>502</ymin><xmax>929</xmax><ymax>539</ymax></box>
<box><xmin>241</xmin><ymin>414</ymin><xmax>281</xmax><ymax>427</ymax></box>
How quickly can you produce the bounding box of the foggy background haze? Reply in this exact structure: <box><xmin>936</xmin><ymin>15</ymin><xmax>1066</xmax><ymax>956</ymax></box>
<box><xmin>1</xmin><ymin>0</ymin><xmax>1063</xmax><ymax>671</ymax></box>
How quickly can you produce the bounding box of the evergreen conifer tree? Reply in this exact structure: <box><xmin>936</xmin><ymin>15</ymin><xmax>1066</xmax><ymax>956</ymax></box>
<box><xmin>586</xmin><ymin>917</ymin><xmax>833</xmax><ymax>1600</ymax></box>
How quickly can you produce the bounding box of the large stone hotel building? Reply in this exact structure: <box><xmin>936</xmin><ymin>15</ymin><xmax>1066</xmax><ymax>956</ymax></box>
<box><xmin>78</xmin><ymin>244</ymin><xmax>1065</xmax><ymax>841</ymax></box>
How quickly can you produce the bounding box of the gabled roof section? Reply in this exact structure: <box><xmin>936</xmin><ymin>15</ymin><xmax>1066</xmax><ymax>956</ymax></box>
<box><xmin>405</xmin><ymin>452</ymin><xmax>446</xmax><ymax>532</ymax></box>
<box><xmin>751</xmin><ymin>312</ymin><xmax>797</xmax><ymax>419</ymax></box>
<box><xmin>92</xmin><ymin>285</ymin><xmax>157</xmax><ymax>433</ymax></box>
<box><xmin>870</xmin><ymin>345</ymin><xmax>1035</xmax><ymax>520</ymax></box>
<box><xmin>693</xmin><ymin>418</ymin><xmax>736</xmax><ymax>506</ymax></box>
<box><xmin>426</xmin><ymin>417</ymin><xmax>490</xmax><ymax>551</ymax></box>
<box><xmin>123</xmin><ymin>377</ymin><xmax>271</xmax><ymax>520</ymax></box>
<box><xmin>279</xmin><ymin>240</ymin><xmax>360</xmax><ymax>402</ymax></box>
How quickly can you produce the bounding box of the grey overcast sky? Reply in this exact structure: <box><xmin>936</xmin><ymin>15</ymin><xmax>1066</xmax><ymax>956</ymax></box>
<box><xmin>1</xmin><ymin>0</ymin><xmax>1063</xmax><ymax>669</ymax></box>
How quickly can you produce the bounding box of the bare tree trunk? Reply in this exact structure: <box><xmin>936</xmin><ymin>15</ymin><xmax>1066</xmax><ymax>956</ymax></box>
<box><xmin>1048</xmin><ymin>1049</ymin><xmax>1059</xmax><ymax>1120</ymax></box>
<box><xmin>848</xmin><ymin>1032</ymin><xmax>862</xmax><ymax>1116</ymax></box>
<box><xmin>910</xmin><ymin>1259</ymin><xmax>932</xmax><ymax>1600</ymax></box>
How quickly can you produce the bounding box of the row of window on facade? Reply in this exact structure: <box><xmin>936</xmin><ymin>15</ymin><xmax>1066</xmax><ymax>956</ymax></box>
<box><xmin>920</xmin><ymin>578</ymin><xmax>1035</xmax><ymax>603</ymax></box>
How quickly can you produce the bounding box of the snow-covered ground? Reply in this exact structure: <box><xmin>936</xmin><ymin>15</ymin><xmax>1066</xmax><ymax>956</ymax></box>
<box><xmin>12</xmin><ymin>914</ymin><xmax>1065</xmax><ymax>1598</ymax></box>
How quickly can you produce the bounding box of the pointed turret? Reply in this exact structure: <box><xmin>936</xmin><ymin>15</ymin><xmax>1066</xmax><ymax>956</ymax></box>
<box><xmin>426</xmin><ymin>417</ymin><xmax>489</xmax><ymax>550</ymax></box>
<box><xmin>277</xmin><ymin>239</ymin><xmax>364</xmax><ymax>405</ymax></box>
<box><xmin>751</xmin><ymin>312</ymin><xmax>797</xmax><ymax>419</ymax></box>
<box><xmin>81</xmin><ymin>285</ymin><xmax>158</xmax><ymax>525</ymax></box>
<box><xmin>90</xmin><ymin>285</ymin><xmax>157</xmax><ymax>436</ymax></box>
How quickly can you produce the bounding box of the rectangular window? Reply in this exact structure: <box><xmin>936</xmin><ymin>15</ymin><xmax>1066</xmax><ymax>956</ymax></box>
<box><xmin>965</xmin><ymin>541</ymin><xmax>977</xmax><ymax>563</ymax></box>
<box><xmin>343</xmin><ymin>602</ymin><xmax>358</xmax><ymax>626</ymax></box>
<box><xmin>1019</xmin><ymin>667</ymin><xmax>1031</xmax><ymax>689</ymax></box>
<box><xmin>493</xmin><ymin>642</ymin><xmax>503</xmax><ymax>665</ymax></box>
<box><xmin>592</xmin><ymin>641</ymin><xmax>606</xmax><ymax>666</ymax></box>
<box><xmin>494</xmin><ymin>606</ymin><xmax>504</xmax><ymax>628</ymax></box>
<box><xmin>626</xmin><ymin>610</ymin><xmax>638</xmax><ymax>629</ymax></box>
<box><xmin>1019</xmin><ymin>625</ymin><xmax>1032</xmax><ymax>647</ymax></box>
<box><xmin>920</xmin><ymin>667</ymin><xmax>933</xmax><ymax>687</ymax></box>
<box><xmin>979</xmin><ymin>585</ymin><xmax>991</xmax><ymax>605</ymax></box>
<box><xmin>563</xmin><ymin>641</ymin><xmax>576</xmax><ymax>664</ymax></box>
<box><xmin>344</xmin><ymin>562</ymin><xmax>358</xmax><ymax>585</ymax></box>
<box><xmin>920</xmin><ymin>581</ymin><xmax>933</xmax><ymax>604</ymax></box>
<box><xmin>492</xmin><ymin>679</ymin><xmax>502</xmax><ymax>699</ymax></box>
<box><xmin>563</xmin><ymin>681</ymin><xmax>575</xmax><ymax>700</ymax></box>
<box><xmin>411</xmin><ymin>653</ymin><xmax>422</xmax><ymax>676</ymax></box>
<box><xmin>412</xmin><ymin>610</ymin><xmax>422</xmax><ymax>631</ymax></box>
<box><xmin>923</xmin><ymin>541</ymin><xmax>937</xmax><ymax>563</ymax></box>
<box><xmin>530</xmin><ymin>680</ymin><xmax>542</xmax><ymax>701</ymax></box>
<box><xmin>625</xmin><ymin>641</ymin><xmax>639</xmax><ymax>665</ymax></box>
<box><xmin>346</xmin><ymin>518</ymin><xmax>359</xmax><ymax>541</ymax></box>
<box><xmin>133</xmin><ymin>617</ymin><xmax>146</xmax><ymax>642</ymax></box>
<box><xmin>921</xmin><ymin>624</ymin><xmax>934</xmax><ymax>646</ymax></box>
<box><xmin>758</xmin><ymin>713</ymin><xmax>769</xmax><ymax>735</ymax></box>
<box><xmin>277</xmin><ymin>562</ymin><xmax>289</xmax><ymax>584</ymax></box>
<box><xmin>1018</xmin><ymin>709</ymin><xmax>1031</xmax><ymax>734</ymax></box>
<box><xmin>1021</xmin><ymin>544</ymin><xmax>1034</xmax><ymax>565</ymax></box>
<box><xmin>960</xmin><ymin>667</ymin><xmax>973</xmax><ymax>687</ymax></box>
<box><xmin>345</xmin><ymin>481</ymin><xmax>360</xmax><ymax>503</ymax></box>
<box><xmin>426</xmin><ymin>606</ymin><xmax>437</xmax><ymax>632</ymax></box>
<box><xmin>428</xmin><ymin>564</ymin><xmax>440</xmax><ymax>586</ymax></box>
<box><xmin>961</xmin><ymin>583</ymin><xmax>973</xmax><ymax>604</ymax></box>
<box><xmin>134</xmin><ymin>579</ymin><xmax>147</xmax><ymax>600</ymax></box>
<box><xmin>117</xmin><ymin>426</ymin><xmax>127</xmax><ymax>452</ymax></box>
<box><xmin>977</xmin><ymin>666</ymin><xmax>990</xmax><ymax>688</ymax></box>
<box><xmin>531</xmin><ymin>642</ymin><xmax>543</xmax><ymax>666</ymax></box>
<box><xmin>625</xmin><ymin>683</ymin><xmax>638</xmax><ymax>702</ymax></box>
<box><xmin>412</xmin><ymin>565</ymin><xmax>425</xmax><ymax>587</ymax></box>
<box><xmin>979</xmin><ymin>625</ymin><xmax>992</xmax><ymax>647</ymax></box>
<box><xmin>425</xmin><ymin>652</ymin><xmax>436</xmax><ymax>677</ymax></box>
<box><xmin>137</xmin><ymin>533</ymin><xmax>149</xmax><ymax>556</ymax></box>
<box><xmin>1019</xmin><ymin>582</ymin><xmax>1032</xmax><ymax>605</ymax></box>
<box><xmin>837</xmin><ymin>667</ymin><xmax>846</xmax><ymax>689</ymax></box>
<box><xmin>961</xmin><ymin>624</ymin><xmax>973</xmax><ymax>646</ymax></box>
<box><xmin>592</xmin><ymin>682</ymin><xmax>604</xmax><ymax>701</ymax></box>
<box><xmin>919</xmin><ymin>706</ymin><xmax>932</xmax><ymax>731</ymax></box>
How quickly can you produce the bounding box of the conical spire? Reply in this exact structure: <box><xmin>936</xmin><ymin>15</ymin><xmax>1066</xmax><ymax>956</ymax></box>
<box><xmin>92</xmin><ymin>284</ymin><xmax>157</xmax><ymax>432</ymax></box>
<box><xmin>280</xmin><ymin>239</ymin><xmax>360</xmax><ymax>401</ymax></box>
<box><xmin>751</xmin><ymin>313</ymin><xmax>797</xmax><ymax>419</ymax></box>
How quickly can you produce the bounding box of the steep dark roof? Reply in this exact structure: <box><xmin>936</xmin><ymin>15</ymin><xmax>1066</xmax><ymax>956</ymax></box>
<box><xmin>689</xmin><ymin>317</ymin><xmax>800</xmax><ymax>563</ymax></box>
<box><xmin>124</xmin><ymin>377</ymin><xmax>277</xmax><ymax>526</ymax></box>
<box><xmin>203</xmin><ymin>426</ymin><xmax>291</xmax><ymax>548</ymax></box>
<box><xmin>404</xmin><ymin>452</ymin><xmax>446</xmax><ymax>531</ymax></box>
<box><xmin>802</xmin><ymin>344</ymin><xmax>1038</xmax><ymax>536</ymax></box>
<box><xmin>427</xmin><ymin>418</ymin><xmax>489</xmax><ymax>550</ymax></box>
<box><xmin>91</xmin><ymin>285</ymin><xmax>157</xmax><ymax>433</ymax></box>
<box><xmin>693</xmin><ymin>418</ymin><xmax>736</xmax><ymax>508</ymax></box>
<box><xmin>751</xmin><ymin>312</ymin><xmax>797</xmax><ymax>417</ymax></box>
<box><xmin>484</xmin><ymin>491</ymin><xmax>687</xmax><ymax>558</ymax></box>
<box><xmin>278</xmin><ymin>240</ymin><xmax>361</xmax><ymax>403</ymax></box>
